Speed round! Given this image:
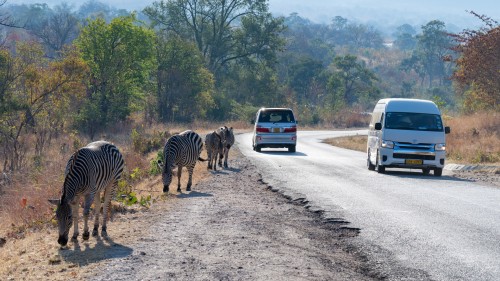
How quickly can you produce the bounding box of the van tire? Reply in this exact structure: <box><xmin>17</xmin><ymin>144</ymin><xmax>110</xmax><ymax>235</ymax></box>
<box><xmin>422</xmin><ymin>168</ymin><xmax>430</xmax><ymax>175</ymax></box>
<box><xmin>434</xmin><ymin>168</ymin><xmax>443</xmax><ymax>177</ymax></box>
<box><xmin>376</xmin><ymin>152</ymin><xmax>385</xmax><ymax>173</ymax></box>
<box><xmin>288</xmin><ymin>145</ymin><xmax>296</xmax><ymax>153</ymax></box>
<box><xmin>255</xmin><ymin>145</ymin><xmax>261</xmax><ymax>152</ymax></box>
<box><xmin>367</xmin><ymin>150</ymin><xmax>375</xmax><ymax>171</ymax></box>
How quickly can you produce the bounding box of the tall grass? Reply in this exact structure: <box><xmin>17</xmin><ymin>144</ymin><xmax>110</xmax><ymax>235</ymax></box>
<box><xmin>446</xmin><ymin>112</ymin><xmax>500</xmax><ymax>164</ymax></box>
<box><xmin>0</xmin><ymin>119</ymin><xmax>236</xmax><ymax>238</ymax></box>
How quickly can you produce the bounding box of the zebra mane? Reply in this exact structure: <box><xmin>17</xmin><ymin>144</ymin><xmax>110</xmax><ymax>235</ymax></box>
<box><xmin>61</xmin><ymin>150</ymin><xmax>80</xmax><ymax>203</ymax></box>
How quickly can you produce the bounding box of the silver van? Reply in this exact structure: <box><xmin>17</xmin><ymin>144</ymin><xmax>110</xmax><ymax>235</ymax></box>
<box><xmin>367</xmin><ymin>98</ymin><xmax>450</xmax><ymax>176</ymax></box>
<box><xmin>252</xmin><ymin>108</ymin><xmax>297</xmax><ymax>152</ymax></box>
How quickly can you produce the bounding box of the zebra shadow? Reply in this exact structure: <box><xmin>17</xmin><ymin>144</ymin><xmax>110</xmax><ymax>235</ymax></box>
<box><xmin>176</xmin><ymin>190</ymin><xmax>213</xmax><ymax>199</ymax></box>
<box><xmin>58</xmin><ymin>236</ymin><xmax>133</xmax><ymax>266</ymax></box>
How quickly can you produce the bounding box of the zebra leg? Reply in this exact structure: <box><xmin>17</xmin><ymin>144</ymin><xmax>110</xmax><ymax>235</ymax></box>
<box><xmin>186</xmin><ymin>165</ymin><xmax>194</xmax><ymax>191</ymax></box>
<box><xmin>213</xmin><ymin>151</ymin><xmax>218</xmax><ymax>171</ymax></box>
<box><xmin>218</xmin><ymin>151</ymin><xmax>223</xmax><ymax>167</ymax></box>
<box><xmin>101</xmin><ymin>184</ymin><xmax>115</xmax><ymax>237</ymax></box>
<box><xmin>82</xmin><ymin>193</ymin><xmax>94</xmax><ymax>240</ymax></box>
<box><xmin>92</xmin><ymin>192</ymin><xmax>102</xmax><ymax>237</ymax></box>
<box><xmin>177</xmin><ymin>165</ymin><xmax>182</xmax><ymax>192</ymax></box>
<box><xmin>207</xmin><ymin>151</ymin><xmax>212</xmax><ymax>169</ymax></box>
<box><xmin>70</xmin><ymin>200</ymin><xmax>79</xmax><ymax>241</ymax></box>
<box><xmin>224</xmin><ymin>147</ymin><xmax>229</xmax><ymax>168</ymax></box>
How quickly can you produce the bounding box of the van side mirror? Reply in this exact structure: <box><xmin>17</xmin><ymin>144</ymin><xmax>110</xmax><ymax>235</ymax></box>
<box><xmin>445</xmin><ymin>126</ymin><xmax>450</xmax><ymax>134</ymax></box>
<box><xmin>374</xmin><ymin>123</ymin><xmax>382</xmax><ymax>130</ymax></box>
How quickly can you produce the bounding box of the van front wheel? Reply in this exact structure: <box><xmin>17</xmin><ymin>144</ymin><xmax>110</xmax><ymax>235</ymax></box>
<box><xmin>367</xmin><ymin>150</ymin><xmax>375</xmax><ymax>171</ymax></box>
<box><xmin>434</xmin><ymin>168</ymin><xmax>443</xmax><ymax>177</ymax></box>
<box><xmin>376</xmin><ymin>152</ymin><xmax>385</xmax><ymax>173</ymax></box>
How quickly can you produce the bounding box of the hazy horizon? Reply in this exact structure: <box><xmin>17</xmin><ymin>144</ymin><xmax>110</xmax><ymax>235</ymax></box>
<box><xmin>5</xmin><ymin>0</ymin><xmax>499</xmax><ymax>32</ymax></box>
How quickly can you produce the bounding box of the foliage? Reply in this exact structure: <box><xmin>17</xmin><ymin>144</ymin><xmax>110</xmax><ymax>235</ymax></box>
<box><xmin>0</xmin><ymin>43</ymin><xmax>87</xmax><ymax>171</ymax></box>
<box><xmin>144</xmin><ymin>0</ymin><xmax>286</xmax><ymax>76</ymax></box>
<box><xmin>74</xmin><ymin>14</ymin><xmax>156</xmax><ymax>139</ymax></box>
<box><xmin>149</xmin><ymin>149</ymin><xmax>164</xmax><ymax>176</ymax></box>
<box><xmin>328</xmin><ymin>55</ymin><xmax>380</xmax><ymax>108</ymax></box>
<box><xmin>155</xmin><ymin>34</ymin><xmax>215</xmax><ymax>122</ymax></box>
<box><xmin>450</xmin><ymin>12</ymin><xmax>500</xmax><ymax>112</ymax></box>
<box><xmin>131</xmin><ymin>128</ymin><xmax>170</xmax><ymax>155</ymax></box>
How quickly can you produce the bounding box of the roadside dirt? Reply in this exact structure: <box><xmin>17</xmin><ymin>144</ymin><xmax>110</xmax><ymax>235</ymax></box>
<box><xmin>0</xmin><ymin>147</ymin><xmax>381</xmax><ymax>280</ymax></box>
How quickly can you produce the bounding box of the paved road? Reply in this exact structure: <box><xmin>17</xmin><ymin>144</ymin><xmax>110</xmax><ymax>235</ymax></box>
<box><xmin>237</xmin><ymin>130</ymin><xmax>500</xmax><ymax>281</ymax></box>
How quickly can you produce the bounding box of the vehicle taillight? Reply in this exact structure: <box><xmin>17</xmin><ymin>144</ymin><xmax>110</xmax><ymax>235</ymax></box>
<box><xmin>256</xmin><ymin>126</ymin><xmax>269</xmax><ymax>133</ymax></box>
<box><xmin>284</xmin><ymin>126</ymin><xmax>297</xmax><ymax>133</ymax></box>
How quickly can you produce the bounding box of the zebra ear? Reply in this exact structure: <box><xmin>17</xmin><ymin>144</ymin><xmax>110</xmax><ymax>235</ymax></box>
<box><xmin>48</xmin><ymin>199</ymin><xmax>61</xmax><ymax>205</ymax></box>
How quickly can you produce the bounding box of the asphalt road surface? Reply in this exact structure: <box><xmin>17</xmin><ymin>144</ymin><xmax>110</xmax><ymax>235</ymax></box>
<box><xmin>237</xmin><ymin>130</ymin><xmax>500</xmax><ymax>281</ymax></box>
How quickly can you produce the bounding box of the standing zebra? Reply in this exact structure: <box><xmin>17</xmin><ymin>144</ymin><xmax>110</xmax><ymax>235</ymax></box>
<box><xmin>158</xmin><ymin>130</ymin><xmax>205</xmax><ymax>193</ymax></box>
<box><xmin>205</xmin><ymin>128</ymin><xmax>223</xmax><ymax>170</ymax></box>
<box><xmin>219</xmin><ymin>126</ymin><xmax>235</xmax><ymax>168</ymax></box>
<box><xmin>48</xmin><ymin>141</ymin><xmax>124</xmax><ymax>247</ymax></box>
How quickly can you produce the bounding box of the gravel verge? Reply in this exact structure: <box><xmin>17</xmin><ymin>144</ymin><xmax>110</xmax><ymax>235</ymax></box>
<box><xmin>79</xmin><ymin>149</ymin><xmax>380</xmax><ymax>280</ymax></box>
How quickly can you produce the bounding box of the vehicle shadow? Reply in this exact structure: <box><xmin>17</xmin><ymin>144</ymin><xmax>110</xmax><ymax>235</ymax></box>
<box><xmin>259</xmin><ymin>150</ymin><xmax>308</xmax><ymax>156</ymax></box>
<box><xmin>176</xmin><ymin>190</ymin><xmax>213</xmax><ymax>199</ymax></box>
<box><xmin>59</xmin><ymin>236</ymin><xmax>133</xmax><ymax>266</ymax></box>
<box><xmin>383</xmin><ymin>170</ymin><xmax>474</xmax><ymax>183</ymax></box>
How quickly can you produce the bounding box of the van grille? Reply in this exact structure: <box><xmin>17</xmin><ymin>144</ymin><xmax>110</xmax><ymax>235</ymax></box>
<box><xmin>393</xmin><ymin>153</ymin><xmax>436</xmax><ymax>160</ymax></box>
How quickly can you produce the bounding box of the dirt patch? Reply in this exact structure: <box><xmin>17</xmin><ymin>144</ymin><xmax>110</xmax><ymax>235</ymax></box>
<box><xmin>0</xmin><ymin>147</ymin><xmax>379</xmax><ymax>280</ymax></box>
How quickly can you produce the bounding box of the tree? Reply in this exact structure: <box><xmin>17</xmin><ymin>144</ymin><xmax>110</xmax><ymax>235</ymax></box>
<box><xmin>75</xmin><ymin>14</ymin><xmax>156</xmax><ymax>138</ymax></box>
<box><xmin>155</xmin><ymin>34</ymin><xmax>215</xmax><ymax>122</ymax></box>
<box><xmin>328</xmin><ymin>55</ymin><xmax>380</xmax><ymax>107</ymax></box>
<box><xmin>0</xmin><ymin>43</ymin><xmax>87</xmax><ymax>171</ymax></box>
<box><xmin>415</xmin><ymin>20</ymin><xmax>454</xmax><ymax>87</ymax></box>
<box><xmin>393</xmin><ymin>24</ymin><xmax>417</xmax><ymax>51</ymax></box>
<box><xmin>450</xmin><ymin>12</ymin><xmax>500</xmax><ymax>112</ymax></box>
<box><xmin>144</xmin><ymin>0</ymin><xmax>285</xmax><ymax>76</ymax></box>
<box><xmin>28</xmin><ymin>3</ymin><xmax>80</xmax><ymax>58</ymax></box>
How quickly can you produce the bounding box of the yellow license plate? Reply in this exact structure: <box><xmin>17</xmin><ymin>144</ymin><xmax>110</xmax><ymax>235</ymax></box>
<box><xmin>273</xmin><ymin>128</ymin><xmax>280</xmax><ymax>133</ymax></box>
<box><xmin>405</xmin><ymin>159</ymin><xmax>423</xmax><ymax>165</ymax></box>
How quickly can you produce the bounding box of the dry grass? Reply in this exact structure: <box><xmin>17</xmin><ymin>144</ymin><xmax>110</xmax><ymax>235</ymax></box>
<box><xmin>0</xmin><ymin>120</ymin><xmax>232</xmax><ymax>240</ymax></box>
<box><xmin>323</xmin><ymin>136</ymin><xmax>367</xmax><ymax>152</ymax></box>
<box><xmin>446</xmin><ymin>112</ymin><xmax>500</xmax><ymax>164</ymax></box>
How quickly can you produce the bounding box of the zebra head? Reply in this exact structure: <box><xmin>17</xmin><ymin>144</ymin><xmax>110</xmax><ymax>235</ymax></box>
<box><xmin>157</xmin><ymin>159</ymin><xmax>175</xmax><ymax>192</ymax></box>
<box><xmin>48</xmin><ymin>198</ymin><xmax>73</xmax><ymax>246</ymax></box>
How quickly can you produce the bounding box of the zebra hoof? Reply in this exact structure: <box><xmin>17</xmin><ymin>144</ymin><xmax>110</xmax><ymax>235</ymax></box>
<box><xmin>82</xmin><ymin>231</ymin><xmax>90</xmax><ymax>240</ymax></box>
<box><xmin>177</xmin><ymin>187</ymin><xmax>181</xmax><ymax>192</ymax></box>
<box><xmin>163</xmin><ymin>185</ymin><xmax>169</xmax><ymax>193</ymax></box>
<box><xmin>71</xmin><ymin>234</ymin><xmax>78</xmax><ymax>241</ymax></box>
<box><xmin>92</xmin><ymin>228</ymin><xmax>99</xmax><ymax>237</ymax></box>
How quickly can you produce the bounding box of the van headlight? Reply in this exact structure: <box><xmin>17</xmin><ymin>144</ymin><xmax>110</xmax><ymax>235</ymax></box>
<box><xmin>435</xmin><ymin>143</ymin><xmax>446</xmax><ymax>151</ymax></box>
<box><xmin>381</xmin><ymin>140</ymin><xmax>394</xmax><ymax>149</ymax></box>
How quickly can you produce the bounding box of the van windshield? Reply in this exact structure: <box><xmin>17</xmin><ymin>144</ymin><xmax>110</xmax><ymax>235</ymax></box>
<box><xmin>385</xmin><ymin>112</ymin><xmax>443</xmax><ymax>132</ymax></box>
<box><xmin>258</xmin><ymin>110</ymin><xmax>295</xmax><ymax>123</ymax></box>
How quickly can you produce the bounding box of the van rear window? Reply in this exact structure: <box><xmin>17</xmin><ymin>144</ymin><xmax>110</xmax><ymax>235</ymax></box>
<box><xmin>385</xmin><ymin>112</ymin><xmax>443</xmax><ymax>131</ymax></box>
<box><xmin>258</xmin><ymin>110</ymin><xmax>295</xmax><ymax>123</ymax></box>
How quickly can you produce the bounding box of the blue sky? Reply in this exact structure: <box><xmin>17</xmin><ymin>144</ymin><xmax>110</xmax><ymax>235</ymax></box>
<box><xmin>7</xmin><ymin>0</ymin><xmax>499</xmax><ymax>30</ymax></box>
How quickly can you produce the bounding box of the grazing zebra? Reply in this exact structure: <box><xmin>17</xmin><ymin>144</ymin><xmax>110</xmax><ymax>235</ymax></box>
<box><xmin>205</xmin><ymin>128</ymin><xmax>223</xmax><ymax>170</ymax></box>
<box><xmin>158</xmin><ymin>130</ymin><xmax>205</xmax><ymax>193</ymax></box>
<box><xmin>218</xmin><ymin>126</ymin><xmax>235</xmax><ymax>168</ymax></box>
<box><xmin>48</xmin><ymin>141</ymin><xmax>124</xmax><ymax>247</ymax></box>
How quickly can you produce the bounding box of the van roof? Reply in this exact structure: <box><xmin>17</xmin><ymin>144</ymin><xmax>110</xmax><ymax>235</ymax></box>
<box><xmin>377</xmin><ymin>98</ymin><xmax>441</xmax><ymax>114</ymax></box>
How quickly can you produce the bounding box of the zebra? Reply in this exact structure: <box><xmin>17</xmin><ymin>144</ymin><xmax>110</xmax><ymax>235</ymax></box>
<box><xmin>218</xmin><ymin>126</ymin><xmax>235</xmax><ymax>168</ymax></box>
<box><xmin>157</xmin><ymin>130</ymin><xmax>205</xmax><ymax>193</ymax></box>
<box><xmin>48</xmin><ymin>141</ymin><xmax>124</xmax><ymax>247</ymax></box>
<box><xmin>205</xmin><ymin>128</ymin><xmax>223</xmax><ymax>170</ymax></box>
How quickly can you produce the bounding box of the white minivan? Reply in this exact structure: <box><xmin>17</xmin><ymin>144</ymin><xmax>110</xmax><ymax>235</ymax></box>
<box><xmin>366</xmin><ymin>98</ymin><xmax>450</xmax><ymax>176</ymax></box>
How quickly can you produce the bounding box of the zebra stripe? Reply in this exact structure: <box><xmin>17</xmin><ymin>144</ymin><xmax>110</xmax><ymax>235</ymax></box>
<box><xmin>205</xmin><ymin>129</ymin><xmax>223</xmax><ymax>171</ymax></box>
<box><xmin>49</xmin><ymin>141</ymin><xmax>124</xmax><ymax>246</ymax></box>
<box><xmin>160</xmin><ymin>130</ymin><xmax>205</xmax><ymax>193</ymax></box>
<box><xmin>219</xmin><ymin>126</ymin><xmax>235</xmax><ymax>168</ymax></box>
